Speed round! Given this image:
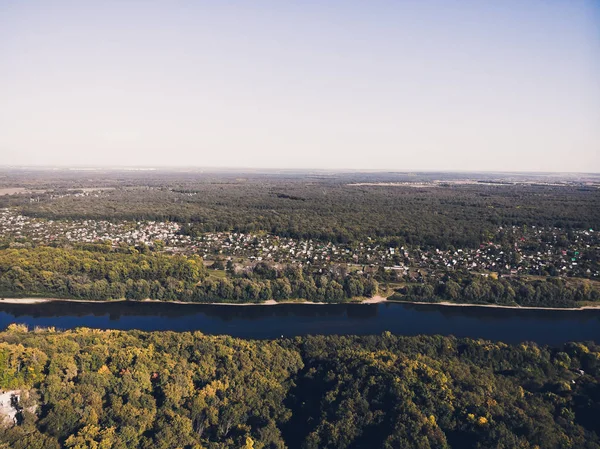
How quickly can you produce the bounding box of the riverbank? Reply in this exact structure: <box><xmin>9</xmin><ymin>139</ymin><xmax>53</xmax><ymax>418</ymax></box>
<box><xmin>392</xmin><ymin>299</ymin><xmax>600</xmax><ymax>311</ymax></box>
<box><xmin>1</xmin><ymin>295</ymin><xmax>599</xmax><ymax>311</ymax></box>
<box><xmin>0</xmin><ymin>295</ymin><xmax>388</xmax><ymax>306</ymax></box>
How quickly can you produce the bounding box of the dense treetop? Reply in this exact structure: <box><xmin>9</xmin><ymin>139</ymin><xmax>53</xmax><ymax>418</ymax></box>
<box><xmin>2</xmin><ymin>244</ymin><xmax>600</xmax><ymax>307</ymax></box>
<box><xmin>0</xmin><ymin>328</ymin><xmax>599</xmax><ymax>448</ymax></box>
<box><xmin>0</xmin><ymin>245</ymin><xmax>378</xmax><ymax>303</ymax></box>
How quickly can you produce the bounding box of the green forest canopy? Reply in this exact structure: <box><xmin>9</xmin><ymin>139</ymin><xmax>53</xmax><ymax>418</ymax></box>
<box><xmin>13</xmin><ymin>179</ymin><xmax>600</xmax><ymax>248</ymax></box>
<box><xmin>3</xmin><ymin>245</ymin><xmax>600</xmax><ymax>307</ymax></box>
<box><xmin>0</xmin><ymin>327</ymin><xmax>599</xmax><ymax>448</ymax></box>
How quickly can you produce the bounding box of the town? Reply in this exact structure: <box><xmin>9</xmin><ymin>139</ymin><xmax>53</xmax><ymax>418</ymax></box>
<box><xmin>2</xmin><ymin>208</ymin><xmax>598</xmax><ymax>283</ymax></box>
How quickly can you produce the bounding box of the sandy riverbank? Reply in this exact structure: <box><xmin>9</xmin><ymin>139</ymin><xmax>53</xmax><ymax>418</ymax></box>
<box><xmin>0</xmin><ymin>297</ymin><xmax>380</xmax><ymax>306</ymax></box>
<box><xmin>392</xmin><ymin>300</ymin><xmax>600</xmax><ymax>311</ymax></box>
<box><xmin>0</xmin><ymin>298</ymin><xmax>52</xmax><ymax>304</ymax></box>
<box><xmin>360</xmin><ymin>295</ymin><xmax>388</xmax><ymax>304</ymax></box>
<box><xmin>2</xmin><ymin>296</ymin><xmax>599</xmax><ymax>311</ymax></box>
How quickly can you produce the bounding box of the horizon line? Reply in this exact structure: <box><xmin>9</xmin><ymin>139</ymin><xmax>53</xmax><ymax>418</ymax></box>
<box><xmin>1</xmin><ymin>164</ymin><xmax>599</xmax><ymax>176</ymax></box>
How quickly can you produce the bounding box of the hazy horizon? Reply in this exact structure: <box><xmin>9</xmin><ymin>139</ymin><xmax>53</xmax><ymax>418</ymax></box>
<box><xmin>2</xmin><ymin>1</ymin><xmax>599</xmax><ymax>172</ymax></box>
<box><xmin>3</xmin><ymin>164</ymin><xmax>600</xmax><ymax>177</ymax></box>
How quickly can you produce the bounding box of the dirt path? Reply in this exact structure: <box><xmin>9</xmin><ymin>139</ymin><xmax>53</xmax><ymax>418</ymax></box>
<box><xmin>360</xmin><ymin>295</ymin><xmax>388</xmax><ymax>304</ymax></box>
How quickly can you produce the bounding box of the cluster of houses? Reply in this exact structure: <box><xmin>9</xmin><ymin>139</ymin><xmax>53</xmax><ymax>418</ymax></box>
<box><xmin>405</xmin><ymin>239</ymin><xmax>597</xmax><ymax>278</ymax></box>
<box><xmin>195</xmin><ymin>229</ymin><xmax>598</xmax><ymax>278</ymax></box>
<box><xmin>0</xmin><ymin>209</ymin><xmax>185</xmax><ymax>246</ymax></box>
<box><xmin>0</xmin><ymin>208</ymin><xmax>597</xmax><ymax>279</ymax></box>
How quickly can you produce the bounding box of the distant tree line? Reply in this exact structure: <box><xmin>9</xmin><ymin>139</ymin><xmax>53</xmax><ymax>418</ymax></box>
<box><xmin>18</xmin><ymin>181</ymin><xmax>600</xmax><ymax>248</ymax></box>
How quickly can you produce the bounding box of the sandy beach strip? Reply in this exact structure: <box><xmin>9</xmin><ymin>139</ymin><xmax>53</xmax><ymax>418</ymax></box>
<box><xmin>0</xmin><ymin>297</ymin><xmax>52</xmax><ymax>304</ymax></box>
<box><xmin>1</xmin><ymin>296</ymin><xmax>599</xmax><ymax>311</ymax></box>
<box><xmin>390</xmin><ymin>300</ymin><xmax>600</xmax><ymax>311</ymax></box>
<box><xmin>0</xmin><ymin>297</ymin><xmax>334</xmax><ymax>306</ymax></box>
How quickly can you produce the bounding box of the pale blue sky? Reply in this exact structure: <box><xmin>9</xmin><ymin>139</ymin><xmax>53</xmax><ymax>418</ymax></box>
<box><xmin>1</xmin><ymin>1</ymin><xmax>599</xmax><ymax>171</ymax></box>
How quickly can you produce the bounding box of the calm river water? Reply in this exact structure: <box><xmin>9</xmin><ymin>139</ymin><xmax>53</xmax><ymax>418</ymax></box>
<box><xmin>0</xmin><ymin>301</ymin><xmax>599</xmax><ymax>344</ymax></box>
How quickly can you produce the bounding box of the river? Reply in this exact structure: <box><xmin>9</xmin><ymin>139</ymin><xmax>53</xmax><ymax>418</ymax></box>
<box><xmin>1</xmin><ymin>301</ymin><xmax>599</xmax><ymax>344</ymax></box>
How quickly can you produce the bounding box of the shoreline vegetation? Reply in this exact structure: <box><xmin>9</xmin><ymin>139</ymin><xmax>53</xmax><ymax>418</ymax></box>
<box><xmin>2</xmin><ymin>244</ymin><xmax>599</xmax><ymax>311</ymax></box>
<box><xmin>2</xmin><ymin>294</ymin><xmax>600</xmax><ymax>311</ymax></box>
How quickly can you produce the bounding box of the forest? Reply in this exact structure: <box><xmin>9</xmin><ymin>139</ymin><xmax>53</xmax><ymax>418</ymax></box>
<box><xmin>3</xmin><ymin>244</ymin><xmax>600</xmax><ymax>307</ymax></box>
<box><xmin>0</xmin><ymin>245</ymin><xmax>379</xmax><ymax>303</ymax></box>
<box><xmin>0</xmin><ymin>327</ymin><xmax>600</xmax><ymax>448</ymax></box>
<box><xmin>8</xmin><ymin>172</ymin><xmax>600</xmax><ymax>249</ymax></box>
<box><xmin>391</xmin><ymin>273</ymin><xmax>600</xmax><ymax>308</ymax></box>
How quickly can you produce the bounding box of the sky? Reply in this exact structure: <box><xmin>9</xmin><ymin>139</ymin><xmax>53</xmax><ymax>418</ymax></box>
<box><xmin>1</xmin><ymin>1</ymin><xmax>599</xmax><ymax>172</ymax></box>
